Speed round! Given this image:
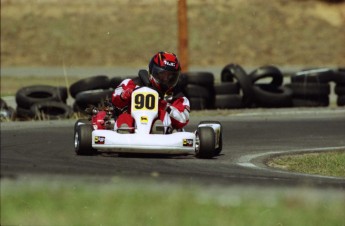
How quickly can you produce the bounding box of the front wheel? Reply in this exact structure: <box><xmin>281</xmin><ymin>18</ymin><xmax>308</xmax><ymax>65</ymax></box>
<box><xmin>199</xmin><ymin>121</ymin><xmax>223</xmax><ymax>156</ymax></box>
<box><xmin>75</xmin><ymin>124</ymin><xmax>96</xmax><ymax>155</ymax></box>
<box><xmin>74</xmin><ymin>119</ymin><xmax>90</xmax><ymax>135</ymax></box>
<box><xmin>195</xmin><ymin>126</ymin><xmax>215</xmax><ymax>159</ymax></box>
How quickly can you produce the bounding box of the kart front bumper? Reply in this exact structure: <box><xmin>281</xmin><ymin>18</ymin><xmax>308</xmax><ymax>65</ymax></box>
<box><xmin>92</xmin><ymin>130</ymin><xmax>196</xmax><ymax>155</ymax></box>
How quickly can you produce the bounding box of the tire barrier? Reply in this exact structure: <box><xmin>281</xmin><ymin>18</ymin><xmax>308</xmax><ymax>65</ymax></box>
<box><xmin>181</xmin><ymin>72</ymin><xmax>215</xmax><ymax>109</ymax></box>
<box><xmin>249</xmin><ymin>66</ymin><xmax>293</xmax><ymax>108</ymax></box>
<box><xmin>69</xmin><ymin>75</ymin><xmax>110</xmax><ymax>98</ymax></box>
<box><xmin>335</xmin><ymin>84</ymin><xmax>345</xmax><ymax>106</ymax></box>
<box><xmin>10</xmin><ymin>65</ymin><xmax>345</xmax><ymax>121</ymax></box>
<box><xmin>220</xmin><ymin>64</ymin><xmax>254</xmax><ymax>108</ymax></box>
<box><xmin>70</xmin><ymin>75</ymin><xmax>113</xmax><ymax>113</ymax></box>
<box><xmin>74</xmin><ymin>89</ymin><xmax>114</xmax><ymax>113</ymax></box>
<box><xmin>16</xmin><ymin>85</ymin><xmax>68</xmax><ymax>109</ymax></box>
<box><xmin>31</xmin><ymin>101</ymin><xmax>73</xmax><ymax>120</ymax></box>
<box><xmin>287</xmin><ymin>67</ymin><xmax>345</xmax><ymax>107</ymax></box>
<box><xmin>15</xmin><ymin>85</ymin><xmax>70</xmax><ymax>120</ymax></box>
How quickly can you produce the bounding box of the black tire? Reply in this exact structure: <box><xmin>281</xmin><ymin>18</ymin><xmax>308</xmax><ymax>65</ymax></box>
<box><xmin>75</xmin><ymin>89</ymin><xmax>114</xmax><ymax>109</ymax></box>
<box><xmin>291</xmin><ymin>68</ymin><xmax>335</xmax><ymax>83</ymax></box>
<box><xmin>178</xmin><ymin>72</ymin><xmax>189</xmax><ymax>90</ymax></box>
<box><xmin>109</xmin><ymin>77</ymin><xmax>124</xmax><ymax>89</ymax></box>
<box><xmin>74</xmin><ymin>119</ymin><xmax>91</xmax><ymax>135</ymax></box>
<box><xmin>220</xmin><ymin>63</ymin><xmax>237</xmax><ymax>82</ymax></box>
<box><xmin>189</xmin><ymin>97</ymin><xmax>207</xmax><ymax>110</ymax></box>
<box><xmin>337</xmin><ymin>95</ymin><xmax>345</xmax><ymax>106</ymax></box>
<box><xmin>30</xmin><ymin>101</ymin><xmax>73</xmax><ymax>120</ymax></box>
<box><xmin>72</xmin><ymin>101</ymin><xmax>84</xmax><ymax>113</ymax></box>
<box><xmin>286</xmin><ymin>83</ymin><xmax>330</xmax><ymax>97</ymax></box>
<box><xmin>214</xmin><ymin>94</ymin><xmax>243</xmax><ymax>109</ymax></box>
<box><xmin>57</xmin><ymin>86</ymin><xmax>68</xmax><ymax>103</ymax></box>
<box><xmin>252</xmin><ymin>84</ymin><xmax>293</xmax><ymax>108</ymax></box>
<box><xmin>220</xmin><ymin>64</ymin><xmax>254</xmax><ymax>107</ymax></box>
<box><xmin>110</xmin><ymin>76</ymin><xmax>138</xmax><ymax>89</ymax></box>
<box><xmin>75</xmin><ymin>124</ymin><xmax>96</xmax><ymax>155</ymax></box>
<box><xmin>334</xmin><ymin>69</ymin><xmax>345</xmax><ymax>85</ymax></box>
<box><xmin>199</xmin><ymin>121</ymin><xmax>222</xmax><ymax>155</ymax></box>
<box><xmin>16</xmin><ymin>85</ymin><xmax>67</xmax><ymax>109</ymax></box>
<box><xmin>335</xmin><ymin>85</ymin><xmax>345</xmax><ymax>95</ymax></box>
<box><xmin>16</xmin><ymin>106</ymin><xmax>35</xmax><ymax>119</ymax></box>
<box><xmin>249</xmin><ymin>65</ymin><xmax>283</xmax><ymax>87</ymax></box>
<box><xmin>195</xmin><ymin>126</ymin><xmax>215</xmax><ymax>159</ymax></box>
<box><xmin>184</xmin><ymin>84</ymin><xmax>215</xmax><ymax>109</ymax></box>
<box><xmin>214</xmin><ymin>82</ymin><xmax>240</xmax><ymax>95</ymax></box>
<box><xmin>292</xmin><ymin>96</ymin><xmax>329</xmax><ymax>107</ymax></box>
<box><xmin>69</xmin><ymin>75</ymin><xmax>110</xmax><ymax>98</ymax></box>
<box><xmin>184</xmin><ymin>84</ymin><xmax>210</xmax><ymax>99</ymax></box>
<box><xmin>181</xmin><ymin>72</ymin><xmax>214</xmax><ymax>87</ymax></box>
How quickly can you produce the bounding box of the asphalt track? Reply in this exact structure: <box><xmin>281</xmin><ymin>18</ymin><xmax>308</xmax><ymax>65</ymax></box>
<box><xmin>1</xmin><ymin>108</ymin><xmax>345</xmax><ymax>188</ymax></box>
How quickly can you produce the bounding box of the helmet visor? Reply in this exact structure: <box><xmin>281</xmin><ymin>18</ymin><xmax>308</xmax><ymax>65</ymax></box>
<box><xmin>153</xmin><ymin>71</ymin><xmax>180</xmax><ymax>88</ymax></box>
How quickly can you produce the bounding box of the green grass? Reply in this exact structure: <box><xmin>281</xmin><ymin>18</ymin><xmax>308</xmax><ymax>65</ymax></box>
<box><xmin>1</xmin><ymin>179</ymin><xmax>345</xmax><ymax>226</ymax></box>
<box><xmin>267</xmin><ymin>151</ymin><xmax>345</xmax><ymax>177</ymax></box>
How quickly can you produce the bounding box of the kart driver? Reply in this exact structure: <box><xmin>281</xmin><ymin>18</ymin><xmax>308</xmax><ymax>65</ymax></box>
<box><xmin>111</xmin><ymin>51</ymin><xmax>190</xmax><ymax>133</ymax></box>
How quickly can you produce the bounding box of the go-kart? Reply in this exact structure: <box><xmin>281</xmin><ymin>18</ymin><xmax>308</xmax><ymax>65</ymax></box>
<box><xmin>74</xmin><ymin>80</ymin><xmax>222</xmax><ymax>159</ymax></box>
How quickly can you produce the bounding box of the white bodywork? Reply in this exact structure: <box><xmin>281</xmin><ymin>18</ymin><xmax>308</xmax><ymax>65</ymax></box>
<box><xmin>91</xmin><ymin>87</ymin><xmax>196</xmax><ymax>154</ymax></box>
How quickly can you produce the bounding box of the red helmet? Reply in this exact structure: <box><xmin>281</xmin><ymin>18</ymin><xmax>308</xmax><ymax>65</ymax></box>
<box><xmin>148</xmin><ymin>51</ymin><xmax>181</xmax><ymax>93</ymax></box>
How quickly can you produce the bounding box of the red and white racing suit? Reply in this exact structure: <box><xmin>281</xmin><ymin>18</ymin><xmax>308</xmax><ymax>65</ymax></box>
<box><xmin>112</xmin><ymin>78</ymin><xmax>190</xmax><ymax>131</ymax></box>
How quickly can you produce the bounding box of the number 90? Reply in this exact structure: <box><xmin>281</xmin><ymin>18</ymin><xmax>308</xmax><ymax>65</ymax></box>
<box><xmin>134</xmin><ymin>94</ymin><xmax>156</xmax><ymax>110</ymax></box>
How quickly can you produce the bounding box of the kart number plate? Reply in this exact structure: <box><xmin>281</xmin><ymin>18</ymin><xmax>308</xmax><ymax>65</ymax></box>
<box><xmin>132</xmin><ymin>92</ymin><xmax>159</xmax><ymax>112</ymax></box>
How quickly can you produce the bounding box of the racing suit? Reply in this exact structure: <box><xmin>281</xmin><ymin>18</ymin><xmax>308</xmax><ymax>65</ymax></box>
<box><xmin>112</xmin><ymin>77</ymin><xmax>190</xmax><ymax>132</ymax></box>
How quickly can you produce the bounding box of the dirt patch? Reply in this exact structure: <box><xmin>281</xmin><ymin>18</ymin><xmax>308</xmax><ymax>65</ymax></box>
<box><xmin>1</xmin><ymin>0</ymin><xmax>344</xmax><ymax>68</ymax></box>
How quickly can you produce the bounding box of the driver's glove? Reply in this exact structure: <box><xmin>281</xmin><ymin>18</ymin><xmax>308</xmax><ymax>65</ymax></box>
<box><xmin>166</xmin><ymin>105</ymin><xmax>189</xmax><ymax>123</ymax></box>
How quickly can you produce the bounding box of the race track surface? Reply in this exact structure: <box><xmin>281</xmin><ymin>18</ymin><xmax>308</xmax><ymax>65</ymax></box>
<box><xmin>1</xmin><ymin>108</ymin><xmax>345</xmax><ymax>188</ymax></box>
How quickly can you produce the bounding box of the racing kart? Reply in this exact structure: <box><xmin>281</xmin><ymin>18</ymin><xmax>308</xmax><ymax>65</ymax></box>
<box><xmin>74</xmin><ymin>77</ymin><xmax>222</xmax><ymax>159</ymax></box>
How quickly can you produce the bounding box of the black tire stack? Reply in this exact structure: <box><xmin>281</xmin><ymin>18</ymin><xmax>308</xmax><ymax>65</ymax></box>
<box><xmin>217</xmin><ymin>64</ymin><xmax>250</xmax><ymax>108</ymax></box>
<box><xmin>286</xmin><ymin>68</ymin><xmax>345</xmax><ymax>107</ymax></box>
<box><xmin>70</xmin><ymin>75</ymin><xmax>113</xmax><ymax>113</ymax></box>
<box><xmin>334</xmin><ymin>68</ymin><xmax>345</xmax><ymax>106</ymax></box>
<box><xmin>181</xmin><ymin>72</ymin><xmax>215</xmax><ymax>110</ymax></box>
<box><xmin>15</xmin><ymin>85</ymin><xmax>71</xmax><ymax>120</ymax></box>
<box><xmin>249</xmin><ymin>66</ymin><xmax>293</xmax><ymax>108</ymax></box>
<box><xmin>217</xmin><ymin>64</ymin><xmax>293</xmax><ymax>108</ymax></box>
<box><xmin>9</xmin><ymin>66</ymin><xmax>345</xmax><ymax>121</ymax></box>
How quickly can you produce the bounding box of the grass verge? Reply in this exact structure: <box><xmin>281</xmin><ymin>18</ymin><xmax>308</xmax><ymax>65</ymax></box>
<box><xmin>1</xmin><ymin>178</ymin><xmax>345</xmax><ymax>226</ymax></box>
<box><xmin>267</xmin><ymin>151</ymin><xmax>345</xmax><ymax>178</ymax></box>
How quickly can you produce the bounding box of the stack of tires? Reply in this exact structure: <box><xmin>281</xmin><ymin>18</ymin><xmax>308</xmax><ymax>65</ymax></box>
<box><xmin>70</xmin><ymin>75</ymin><xmax>114</xmax><ymax>113</ymax></box>
<box><xmin>218</xmin><ymin>64</ymin><xmax>293</xmax><ymax>108</ymax></box>
<box><xmin>181</xmin><ymin>72</ymin><xmax>215</xmax><ymax>110</ymax></box>
<box><xmin>217</xmin><ymin>64</ymin><xmax>249</xmax><ymax>108</ymax></box>
<box><xmin>286</xmin><ymin>68</ymin><xmax>336</xmax><ymax>107</ymax></box>
<box><xmin>249</xmin><ymin>66</ymin><xmax>293</xmax><ymax>108</ymax></box>
<box><xmin>334</xmin><ymin>68</ymin><xmax>345</xmax><ymax>106</ymax></box>
<box><xmin>15</xmin><ymin>85</ymin><xmax>71</xmax><ymax>120</ymax></box>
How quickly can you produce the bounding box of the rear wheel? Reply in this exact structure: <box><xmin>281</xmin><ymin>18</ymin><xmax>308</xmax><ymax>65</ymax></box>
<box><xmin>75</xmin><ymin>124</ymin><xmax>96</xmax><ymax>155</ymax></box>
<box><xmin>195</xmin><ymin>126</ymin><xmax>215</xmax><ymax>159</ymax></box>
